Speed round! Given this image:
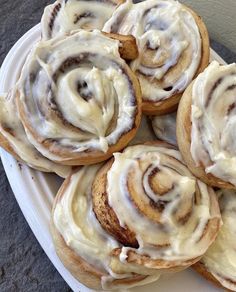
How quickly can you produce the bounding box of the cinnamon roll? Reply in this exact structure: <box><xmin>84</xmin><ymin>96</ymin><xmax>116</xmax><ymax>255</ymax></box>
<box><xmin>16</xmin><ymin>30</ymin><xmax>141</xmax><ymax>166</ymax></box>
<box><xmin>177</xmin><ymin>61</ymin><xmax>236</xmax><ymax>189</ymax></box>
<box><xmin>194</xmin><ymin>189</ymin><xmax>236</xmax><ymax>291</ymax></box>
<box><xmin>41</xmin><ymin>0</ymin><xmax>123</xmax><ymax>40</ymax></box>
<box><xmin>103</xmin><ymin>0</ymin><xmax>210</xmax><ymax>115</ymax></box>
<box><xmin>51</xmin><ymin>142</ymin><xmax>221</xmax><ymax>290</ymax></box>
<box><xmin>0</xmin><ymin>92</ymin><xmax>71</xmax><ymax>177</ymax></box>
<box><xmin>151</xmin><ymin>112</ymin><xmax>177</xmax><ymax>146</ymax></box>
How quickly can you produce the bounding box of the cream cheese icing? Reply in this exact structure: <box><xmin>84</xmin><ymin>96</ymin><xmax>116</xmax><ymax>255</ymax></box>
<box><xmin>53</xmin><ymin>164</ymin><xmax>160</xmax><ymax>289</ymax></box>
<box><xmin>107</xmin><ymin>145</ymin><xmax>219</xmax><ymax>261</ymax></box>
<box><xmin>0</xmin><ymin>92</ymin><xmax>71</xmax><ymax>177</ymax></box>
<box><xmin>53</xmin><ymin>144</ymin><xmax>220</xmax><ymax>289</ymax></box>
<box><xmin>42</xmin><ymin>0</ymin><xmax>118</xmax><ymax>40</ymax></box>
<box><xmin>103</xmin><ymin>0</ymin><xmax>202</xmax><ymax>102</ymax></box>
<box><xmin>201</xmin><ymin>189</ymin><xmax>236</xmax><ymax>291</ymax></box>
<box><xmin>17</xmin><ymin>30</ymin><xmax>138</xmax><ymax>162</ymax></box>
<box><xmin>191</xmin><ymin>61</ymin><xmax>236</xmax><ymax>186</ymax></box>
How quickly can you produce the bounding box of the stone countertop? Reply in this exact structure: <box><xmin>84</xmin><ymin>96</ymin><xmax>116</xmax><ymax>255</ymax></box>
<box><xmin>0</xmin><ymin>1</ymin><xmax>235</xmax><ymax>292</ymax></box>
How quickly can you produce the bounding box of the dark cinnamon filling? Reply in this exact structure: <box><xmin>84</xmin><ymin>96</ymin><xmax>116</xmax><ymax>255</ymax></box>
<box><xmin>149</xmin><ymin>199</ymin><xmax>167</xmax><ymax>212</ymax></box>
<box><xmin>25</xmin><ymin>53</ymin><xmax>137</xmax><ymax>149</ymax></box>
<box><xmin>77</xmin><ymin>81</ymin><xmax>92</xmax><ymax>101</ymax></box>
<box><xmin>227</xmin><ymin>102</ymin><xmax>236</xmax><ymax>115</ymax></box>
<box><xmin>48</xmin><ymin>3</ymin><xmax>62</xmax><ymax>33</ymax></box>
<box><xmin>141</xmin><ymin>165</ymin><xmax>172</xmax><ymax>211</ymax></box>
<box><xmin>205</xmin><ymin>77</ymin><xmax>223</xmax><ymax>108</ymax></box>
<box><xmin>164</xmin><ymin>86</ymin><xmax>173</xmax><ymax>92</ymax></box>
<box><xmin>73</xmin><ymin>12</ymin><xmax>94</xmax><ymax>24</ymax></box>
<box><xmin>49</xmin><ymin>0</ymin><xmax>116</xmax><ymax>35</ymax></box>
<box><xmin>146</xmin><ymin>40</ymin><xmax>159</xmax><ymax>51</ymax></box>
<box><xmin>206</xmin><ymin>74</ymin><xmax>236</xmax><ymax>108</ymax></box>
<box><xmin>1</xmin><ymin>123</ymin><xmax>15</xmax><ymax>137</ymax></box>
<box><xmin>227</xmin><ymin>84</ymin><xmax>236</xmax><ymax>91</ymax></box>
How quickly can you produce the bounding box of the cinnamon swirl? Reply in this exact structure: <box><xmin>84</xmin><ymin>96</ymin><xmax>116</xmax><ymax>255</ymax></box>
<box><xmin>51</xmin><ymin>142</ymin><xmax>221</xmax><ymax>290</ymax></box>
<box><xmin>0</xmin><ymin>92</ymin><xmax>71</xmax><ymax>177</ymax></box>
<box><xmin>194</xmin><ymin>189</ymin><xmax>236</xmax><ymax>291</ymax></box>
<box><xmin>41</xmin><ymin>0</ymin><xmax>123</xmax><ymax>40</ymax></box>
<box><xmin>177</xmin><ymin>61</ymin><xmax>236</xmax><ymax>189</ymax></box>
<box><xmin>16</xmin><ymin>30</ymin><xmax>141</xmax><ymax>166</ymax></box>
<box><xmin>103</xmin><ymin>0</ymin><xmax>210</xmax><ymax>115</ymax></box>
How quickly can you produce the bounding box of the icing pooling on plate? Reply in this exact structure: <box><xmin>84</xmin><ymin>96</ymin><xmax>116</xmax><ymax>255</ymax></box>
<box><xmin>53</xmin><ymin>144</ymin><xmax>220</xmax><ymax>289</ymax></box>
<box><xmin>41</xmin><ymin>0</ymin><xmax>119</xmax><ymax>40</ymax></box>
<box><xmin>191</xmin><ymin>61</ymin><xmax>236</xmax><ymax>186</ymax></box>
<box><xmin>103</xmin><ymin>0</ymin><xmax>202</xmax><ymax>102</ymax></box>
<box><xmin>0</xmin><ymin>93</ymin><xmax>71</xmax><ymax>177</ymax></box>
<box><xmin>151</xmin><ymin>112</ymin><xmax>177</xmax><ymax>146</ymax></box>
<box><xmin>17</xmin><ymin>30</ymin><xmax>138</xmax><ymax>162</ymax></box>
<box><xmin>201</xmin><ymin>189</ymin><xmax>236</xmax><ymax>291</ymax></box>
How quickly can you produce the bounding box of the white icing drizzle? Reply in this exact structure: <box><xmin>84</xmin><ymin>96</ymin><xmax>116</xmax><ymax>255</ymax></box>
<box><xmin>107</xmin><ymin>145</ymin><xmax>219</xmax><ymax>261</ymax></box>
<box><xmin>191</xmin><ymin>61</ymin><xmax>236</xmax><ymax>186</ymax></box>
<box><xmin>53</xmin><ymin>164</ymin><xmax>160</xmax><ymax>289</ymax></box>
<box><xmin>151</xmin><ymin>112</ymin><xmax>177</xmax><ymax>146</ymax></box>
<box><xmin>17</xmin><ymin>30</ymin><xmax>137</xmax><ymax>162</ymax></box>
<box><xmin>54</xmin><ymin>164</ymin><xmax>119</xmax><ymax>271</ymax></box>
<box><xmin>53</xmin><ymin>144</ymin><xmax>219</xmax><ymax>289</ymax></box>
<box><xmin>0</xmin><ymin>93</ymin><xmax>71</xmax><ymax>177</ymax></box>
<box><xmin>202</xmin><ymin>189</ymin><xmax>236</xmax><ymax>291</ymax></box>
<box><xmin>103</xmin><ymin>0</ymin><xmax>202</xmax><ymax>102</ymax></box>
<box><xmin>41</xmin><ymin>0</ymin><xmax>118</xmax><ymax>40</ymax></box>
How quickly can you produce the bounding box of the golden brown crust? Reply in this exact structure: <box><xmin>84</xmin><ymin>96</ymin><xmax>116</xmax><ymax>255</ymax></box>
<box><xmin>51</xmin><ymin>174</ymin><xmax>104</xmax><ymax>289</ymax></box>
<box><xmin>92</xmin><ymin>141</ymin><xmax>174</xmax><ymax>249</ymax></box>
<box><xmin>102</xmin><ymin>32</ymin><xmax>139</xmax><ymax>60</ymax></box>
<box><xmin>193</xmin><ymin>262</ymin><xmax>232</xmax><ymax>292</ymax></box>
<box><xmin>0</xmin><ymin>131</ymin><xmax>22</xmax><ymax>162</ymax></box>
<box><xmin>51</xmin><ymin>141</ymin><xmax>221</xmax><ymax>289</ymax></box>
<box><xmin>92</xmin><ymin>141</ymin><xmax>220</xmax><ymax>270</ymax></box>
<box><xmin>143</xmin><ymin>4</ymin><xmax>210</xmax><ymax>115</ymax></box>
<box><xmin>92</xmin><ymin>159</ymin><xmax>139</xmax><ymax>248</ymax></box>
<box><xmin>17</xmin><ymin>60</ymin><xmax>142</xmax><ymax>166</ymax></box>
<box><xmin>51</xmin><ymin>219</ymin><xmax>104</xmax><ymax>290</ymax></box>
<box><xmin>176</xmin><ymin>82</ymin><xmax>235</xmax><ymax>189</ymax></box>
<box><xmin>51</xmin><ymin>169</ymin><xmax>148</xmax><ymax>290</ymax></box>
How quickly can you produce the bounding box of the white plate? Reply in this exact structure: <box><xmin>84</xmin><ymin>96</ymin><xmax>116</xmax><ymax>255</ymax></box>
<box><xmin>0</xmin><ymin>24</ymin><xmax>225</xmax><ymax>292</ymax></box>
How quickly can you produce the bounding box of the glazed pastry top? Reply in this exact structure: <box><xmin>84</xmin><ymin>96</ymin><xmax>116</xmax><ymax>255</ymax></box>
<box><xmin>17</xmin><ymin>30</ymin><xmax>138</xmax><ymax>161</ymax></box>
<box><xmin>0</xmin><ymin>93</ymin><xmax>71</xmax><ymax>177</ymax></box>
<box><xmin>41</xmin><ymin>0</ymin><xmax>119</xmax><ymax>40</ymax></box>
<box><xmin>103</xmin><ymin>0</ymin><xmax>202</xmax><ymax>102</ymax></box>
<box><xmin>106</xmin><ymin>145</ymin><xmax>219</xmax><ymax>260</ymax></box>
<box><xmin>53</xmin><ymin>144</ymin><xmax>220</xmax><ymax>288</ymax></box>
<box><xmin>191</xmin><ymin>61</ymin><xmax>236</xmax><ymax>186</ymax></box>
<box><xmin>202</xmin><ymin>189</ymin><xmax>236</xmax><ymax>291</ymax></box>
<box><xmin>53</xmin><ymin>163</ymin><xmax>160</xmax><ymax>289</ymax></box>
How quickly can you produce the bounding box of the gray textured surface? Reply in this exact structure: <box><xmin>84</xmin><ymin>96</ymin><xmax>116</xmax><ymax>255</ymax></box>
<box><xmin>0</xmin><ymin>1</ymin><xmax>71</xmax><ymax>291</ymax></box>
<box><xmin>182</xmin><ymin>0</ymin><xmax>236</xmax><ymax>53</ymax></box>
<box><xmin>0</xmin><ymin>1</ymin><xmax>235</xmax><ymax>292</ymax></box>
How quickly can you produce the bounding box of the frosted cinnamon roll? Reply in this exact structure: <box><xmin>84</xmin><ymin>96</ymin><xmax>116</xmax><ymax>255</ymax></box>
<box><xmin>194</xmin><ymin>189</ymin><xmax>236</xmax><ymax>291</ymax></box>
<box><xmin>51</xmin><ymin>142</ymin><xmax>221</xmax><ymax>290</ymax></box>
<box><xmin>16</xmin><ymin>30</ymin><xmax>141</xmax><ymax>166</ymax></box>
<box><xmin>0</xmin><ymin>92</ymin><xmax>71</xmax><ymax>177</ymax></box>
<box><xmin>177</xmin><ymin>61</ymin><xmax>236</xmax><ymax>189</ymax></box>
<box><xmin>103</xmin><ymin>0</ymin><xmax>210</xmax><ymax>115</ymax></box>
<box><xmin>151</xmin><ymin>112</ymin><xmax>177</xmax><ymax>146</ymax></box>
<box><xmin>41</xmin><ymin>0</ymin><xmax>123</xmax><ymax>40</ymax></box>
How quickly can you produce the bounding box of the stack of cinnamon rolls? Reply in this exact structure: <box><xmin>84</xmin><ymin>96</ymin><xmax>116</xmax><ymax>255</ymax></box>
<box><xmin>1</xmin><ymin>0</ymin><xmax>236</xmax><ymax>290</ymax></box>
